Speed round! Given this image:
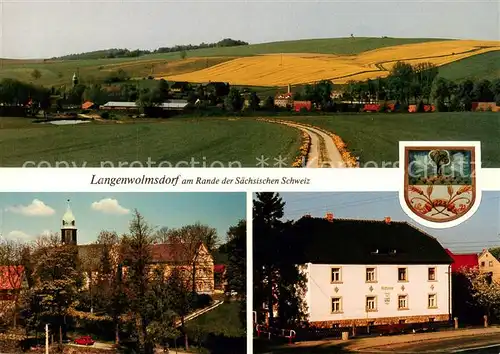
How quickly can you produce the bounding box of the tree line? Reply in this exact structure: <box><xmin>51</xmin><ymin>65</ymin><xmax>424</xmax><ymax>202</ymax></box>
<box><xmin>52</xmin><ymin>38</ymin><xmax>249</xmax><ymax>60</ymax></box>
<box><xmin>294</xmin><ymin>62</ymin><xmax>500</xmax><ymax>112</ymax></box>
<box><xmin>0</xmin><ymin>211</ymin><xmax>246</xmax><ymax>353</ymax></box>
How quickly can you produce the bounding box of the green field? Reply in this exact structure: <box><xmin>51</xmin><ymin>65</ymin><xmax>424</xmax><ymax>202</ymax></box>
<box><xmin>0</xmin><ymin>117</ymin><xmax>302</xmax><ymax>167</ymax></box>
<box><xmin>436</xmin><ymin>50</ymin><xmax>500</xmax><ymax>82</ymax></box>
<box><xmin>289</xmin><ymin>112</ymin><xmax>500</xmax><ymax>167</ymax></box>
<box><xmin>0</xmin><ymin>112</ymin><xmax>498</xmax><ymax>168</ymax></box>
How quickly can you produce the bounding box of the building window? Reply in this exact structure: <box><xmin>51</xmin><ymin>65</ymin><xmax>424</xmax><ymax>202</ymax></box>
<box><xmin>481</xmin><ymin>261</ymin><xmax>485</xmax><ymax>267</ymax></box>
<box><xmin>428</xmin><ymin>267</ymin><xmax>436</xmax><ymax>281</ymax></box>
<box><xmin>366</xmin><ymin>267</ymin><xmax>376</xmax><ymax>282</ymax></box>
<box><xmin>489</xmin><ymin>261</ymin><xmax>493</xmax><ymax>267</ymax></box>
<box><xmin>398</xmin><ymin>295</ymin><xmax>408</xmax><ymax>310</ymax></box>
<box><xmin>398</xmin><ymin>268</ymin><xmax>407</xmax><ymax>282</ymax></box>
<box><xmin>399</xmin><ymin>319</ymin><xmax>406</xmax><ymax>324</ymax></box>
<box><xmin>429</xmin><ymin>317</ymin><xmax>435</xmax><ymax>322</ymax></box>
<box><xmin>428</xmin><ymin>294</ymin><xmax>437</xmax><ymax>309</ymax></box>
<box><xmin>366</xmin><ymin>296</ymin><xmax>377</xmax><ymax>312</ymax></box>
<box><xmin>331</xmin><ymin>297</ymin><xmax>342</xmax><ymax>313</ymax></box>
<box><xmin>331</xmin><ymin>267</ymin><xmax>341</xmax><ymax>283</ymax></box>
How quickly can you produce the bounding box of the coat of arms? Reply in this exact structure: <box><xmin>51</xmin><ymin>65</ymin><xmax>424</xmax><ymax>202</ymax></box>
<box><xmin>399</xmin><ymin>142</ymin><xmax>481</xmax><ymax>228</ymax></box>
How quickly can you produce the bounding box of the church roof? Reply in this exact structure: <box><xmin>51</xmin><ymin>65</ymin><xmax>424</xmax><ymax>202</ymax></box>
<box><xmin>62</xmin><ymin>203</ymin><xmax>76</xmax><ymax>229</ymax></box>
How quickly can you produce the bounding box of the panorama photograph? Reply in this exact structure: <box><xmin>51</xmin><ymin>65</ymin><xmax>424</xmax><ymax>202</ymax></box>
<box><xmin>0</xmin><ymin>1</ymin><xmax>498</xmax><ymax>168</ymax></box>
<box><xmin>0</xmin><ymin>193</ymin><xmax>247</xmax><ymax>353</ymax></box>
<box><xmin>253</xmin><ymin>192</ymin><xmax>500</xmax><ymax>353</ymax></box>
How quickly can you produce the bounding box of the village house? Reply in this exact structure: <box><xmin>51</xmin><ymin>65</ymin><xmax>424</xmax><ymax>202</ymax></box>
<box><xmin>478</xmin><ymin>249</ymin><xmax>500</xmax><ymax>282</ymax></box>
<box><xmin>0</xmin><ymin>266</ymin><xmax>26</xmax><ymax>321</ymax></box>
<box><xmin>293</xmin><ymin>213</ymin><xmax>453</xmax><ymax>328</ymax></box>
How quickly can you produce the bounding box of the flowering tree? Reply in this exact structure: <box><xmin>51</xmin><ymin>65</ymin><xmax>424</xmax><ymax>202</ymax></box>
<box><xmin>461</xmin><ymin>267</ymin><xmax>500</xmax><ymax>320</ymax></box>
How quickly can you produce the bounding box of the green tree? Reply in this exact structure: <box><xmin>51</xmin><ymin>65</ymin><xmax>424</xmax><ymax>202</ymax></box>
<box><xmin>158</xmin><ymin>79</ymin><xmax>170</xmax><ymax>100</ymax></box>
<box><xmin>253</xmin><ymin>193</ymin><xmax>285</xmax><ymax>325</ymax></box>
<box><xmin>121</xmin><ymin>210</ymin><xmax>154</xmax><ymax>353</ymax></box>
<box><xmin>26</xmin><ymin>238</ymin><xmax>82</xmax><ymax>344</ymax></box>
<box><xmin>262</xmin><ymin>96</ymin><xmax>275</xmax><ymax>110</ymax></box>
<box><xmin>248</xmin><ymin>91</ymin><xmax>261</xmax><ymax>110</ymax></box>
<box><xmin>224</xmin><ymin>88</ymin><xmax>244</xmax><ymax>112</ymax></box>
<box><xmin>225</xmin><ymin>220</ymin><xmax>247</xmax><ymax>327</ymax></box>
<box><xmin>136</xmin><ymin>88</ymin><xmax>163</xmax><ymax>115</ymax></box>
<box><xmin>180</xmin><ymin>49</ymin><xmax>187</xmax><ymax>60</ymax></box>
<box><xmin>167</xmin><ymin>268</ymin><xmax>194</xmax><ymax>350</ymax></box>
<box><xmin>31</xmin><ymin>69</ymin><xmax>42</xmax><ymax>81</ymax></box>
<box><xmin>83</xmin><ymin>84</ymin><xmax>108</xmax><ymax>105</ymax></box>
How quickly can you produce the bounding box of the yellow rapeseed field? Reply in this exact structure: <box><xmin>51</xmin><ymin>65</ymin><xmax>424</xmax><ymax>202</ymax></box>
<box><xmin>166</xmin><ymin>40</ymin><xmax>500</xmax><ymax>86</ymax></box>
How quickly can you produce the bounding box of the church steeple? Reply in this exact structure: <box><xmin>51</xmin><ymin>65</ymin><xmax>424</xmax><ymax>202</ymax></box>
<box><xmin>61</xmin><ymin>199</ymin><xmax>77</xmax><ymax>245</ymax></box>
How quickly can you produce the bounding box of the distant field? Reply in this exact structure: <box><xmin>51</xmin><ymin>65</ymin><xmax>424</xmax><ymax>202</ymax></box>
<box><xmin>0</xmin><ymin>112</ymin><xmax>498</xmax><ymax>168</ymax></box>
<box><xmin>0</xmin><ymin>37</ymin><xmax>453</xmax><ymax>87</ymax></box>
<box><xmin>169</xmin><ymin>40</ymin><xmax>500</xmax><ymax>85</ymax></box>
<box><xmin>436</xmin><ymin>50</ymin><xmax>500</xmax><ymax>82</ymax></box>
<box><xmin>0</xmin><ymin>117</ymin><xmax>302</xmax><ymax>167</ymax></box>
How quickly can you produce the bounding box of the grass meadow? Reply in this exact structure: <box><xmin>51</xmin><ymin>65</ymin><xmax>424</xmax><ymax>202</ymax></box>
<box><xmin>0</xmin><ymin>112</ymin><xmax>498</xmax><ymax>168</ymax></box>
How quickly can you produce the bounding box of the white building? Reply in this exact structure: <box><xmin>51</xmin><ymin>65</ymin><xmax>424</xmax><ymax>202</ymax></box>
<box><xmin>295</xmin><ymin>215</ymin><xmax>453</xmax><ymax>328</ymax></box>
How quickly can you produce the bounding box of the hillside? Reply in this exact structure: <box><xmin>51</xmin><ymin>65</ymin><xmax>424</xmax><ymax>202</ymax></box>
<box><xmin>0</xmin><ymin>37</ymin><xmax>497</xmax><ymax>87</ymax></box>
<box><xmin>437</xmin><ymin>50</ymin><xmax>500</xmax><ymax>81</ymax></box>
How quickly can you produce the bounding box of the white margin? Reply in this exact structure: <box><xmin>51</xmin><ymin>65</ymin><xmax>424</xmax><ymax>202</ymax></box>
<box><xmin>246</xmin><ymin>191</ymin><xmax>254</xmax><ymax>352</ymax></box>
<box><xmin>398</xmin><ymin>141</ymin><xmax>482</xmax><ymax>229</ymax></box>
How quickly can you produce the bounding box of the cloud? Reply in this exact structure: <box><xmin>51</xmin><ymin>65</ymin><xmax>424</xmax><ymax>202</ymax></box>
<box><xmin>91</xmin><ymin>198</ymin><xmax>130</xmax><ymax>215</ymax></box>
<box><xmin>6</xmin><ymin>230</ymin><xmax>32</xmax><ymax>239</ymax></box>
<box><xmin>5</xmin><ymin>199</ymin><xmax>55</xmax><ymax>216</ymax></box>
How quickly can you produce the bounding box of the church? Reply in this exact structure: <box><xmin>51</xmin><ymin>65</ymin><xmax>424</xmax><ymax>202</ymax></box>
<box><xmin>61</xmin><ymin>201</ymin><xmax>216</xmax><ymax>294</ymax></box>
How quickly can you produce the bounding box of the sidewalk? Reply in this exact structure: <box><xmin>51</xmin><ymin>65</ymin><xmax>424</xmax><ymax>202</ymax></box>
<box><xmin>345</xmin><ymin>326</ymin><xmax>500</xmax><ymax>351</ymax></box>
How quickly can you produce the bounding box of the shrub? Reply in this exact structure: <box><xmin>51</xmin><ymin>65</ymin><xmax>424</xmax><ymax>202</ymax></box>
<box><xmin>416</xmin><ymin>101</ymin><xmax>425</xmax><ymax>113</ymax></box>
<box><xmin>100</xmin><ymin>111</ymin><xmax>110</xmax><ymax>119</ymax></box>
<box><xmin>192</xmin><ymin>294</ymin><xmax>213</xmax><ymax>309</ymax></box>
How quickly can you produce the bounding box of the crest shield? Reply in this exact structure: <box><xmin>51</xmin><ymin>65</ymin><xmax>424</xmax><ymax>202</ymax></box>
<box><xmin>399</xmin><ymin>142</ymin><xmax>481</xmax><ymax>229</ymax></box>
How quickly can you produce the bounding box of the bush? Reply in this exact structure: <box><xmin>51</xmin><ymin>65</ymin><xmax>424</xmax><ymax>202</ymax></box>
<box><xmin>81</xmin><ymin>109</ymin><xmax>90</xmax><ymax>114</ymax></box>
<box><xmin>192</xmin><ymin>294</ymin><xmax>213</xmax><ymax>309</ymax></box>
<box><xmin>100</xmin><ymin>111</ymin><xmax>110</xmax><ymax>119</ymax></box>
<box><xmin>416</xmin><ymin>101</ymin><xmax>425</xmax><ymax>113</ymax></box>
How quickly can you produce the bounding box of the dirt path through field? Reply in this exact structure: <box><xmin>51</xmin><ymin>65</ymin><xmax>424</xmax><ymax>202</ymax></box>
<box><xmin>260</xmin><ymin>119</ymin><xmax>345</xmax><ymax>168</ymax></box>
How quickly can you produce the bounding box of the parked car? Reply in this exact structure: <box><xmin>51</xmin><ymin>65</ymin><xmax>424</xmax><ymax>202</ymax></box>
<box><xmin>74</xmin><ymin>336</ymin><xmax>95</xmax><ymax>346</ymax></box>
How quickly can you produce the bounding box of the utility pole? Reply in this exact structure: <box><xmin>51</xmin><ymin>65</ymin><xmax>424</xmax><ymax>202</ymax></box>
<box><xmin>45</xmin><ymin>324</ymin><xmax>49</xmax><ymax>354</ymax></box>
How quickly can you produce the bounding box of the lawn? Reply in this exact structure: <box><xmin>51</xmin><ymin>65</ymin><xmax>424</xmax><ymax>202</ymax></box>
<box><xmin>290</xmin><ymin>112</ymin><xmax>500</xmax><ymax>168</ymax></box>
<box><xmin>187</xmin><ymin>301</ymin><xmax>245</xmax><ymax>338</ymax></box>
<box><xmin>0</xmin><ymin>117</ymin><xmax>302</xmax><ymax>167</ymax></box>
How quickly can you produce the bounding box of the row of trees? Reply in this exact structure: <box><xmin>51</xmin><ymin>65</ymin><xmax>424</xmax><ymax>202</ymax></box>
<box><xmin>0</xmin><ymin>211</ymin><xmax>246</xmax><ymax>353</ymax></box>
<box><xmin>54</xmin><ymin>38</ymin><xmax>249</xmax><ymax>60</ymax></box>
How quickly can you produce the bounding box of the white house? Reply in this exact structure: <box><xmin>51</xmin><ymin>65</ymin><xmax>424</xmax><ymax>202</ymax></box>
<box><xmin>295</xmin><ymin>214</ymin><xmax>453</xmax><ymax>328</ymax></box>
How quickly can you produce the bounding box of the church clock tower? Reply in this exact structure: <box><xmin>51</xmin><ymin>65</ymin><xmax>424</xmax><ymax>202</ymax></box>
<box><xmin>61</xmin><ymin>199</ymin><xmax>77</xmax><ymax>245</ymax></box>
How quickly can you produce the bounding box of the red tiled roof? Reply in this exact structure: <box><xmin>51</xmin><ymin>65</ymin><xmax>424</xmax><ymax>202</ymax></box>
<box><xmin>214</xmin><ymin>265</ymin><xmax>225</xmax><ymax>273</ymax></box>
<box><xmin>150</xmin><ymin>243</ymin><xmax>202</xmax><ymax>263</ymax></box>
<box><xmin>81</xmin><ymin>101</ymin><xmax>94</xmax><ymax>110</ymax></box>
<box><xmin>445</xmin><ymin>249</ymin><xmax>478</xmax><ymax>272</ymax></box>
<box><xmin>0</xmin><ymin>266</ymin><xmax>24</xmax><ymax>290</ymax></box>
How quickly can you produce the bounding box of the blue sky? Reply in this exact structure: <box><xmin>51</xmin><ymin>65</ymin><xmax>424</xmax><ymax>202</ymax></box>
<box><xmin>1</xmin><ymin>0</ymin><xmax>498</xmax><ymax>58</ymax></box>
<box><xmin>276</xmin><ymin>192</ymin><xmax>500</xmax><ymax>254</ymax></box>
<box><xmin>0</xmin><ymin>193</ymin><xmax>246</xmax><ymax>245</ymax></box>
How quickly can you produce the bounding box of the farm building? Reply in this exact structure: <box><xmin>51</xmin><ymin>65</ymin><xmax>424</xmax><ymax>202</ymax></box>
<box><xmin>293</xmin><ymin>101</ymin><xmax>312</xmax><ymax>112</ymax></box>
<box><xmin>472</xmin><ymin>102</ymin><xmax>499</xmax><ymax>112</ymax></box>
<box><xmin>170</xmin><ymin>82</ymin><xmax>192</xmax><ymax>94</ymax></box>
<box><xmin>445</xmin><ymin>249</ymin><xmax>478</xmax><ymax>273</ymax></box>
<box><xmin>478</xmin><ymin>249</ymin><xmax>500</xmax><ymax>283</ymax></box>
<box><xmin>288</xmin><ymin>214</ymin><xmax>453</xmax><ymax>328</ymax></box>
<box><xmin>100</xmin><ymin>100</ymin><xmax>188</xmax><ymax>111</ymax></box>
<box><xmin>274</xmin><ymin>93</ymin><xmax>293</xmax><ymax>108</ymax></box>
<box><xmin>81</xmin><ymin>101</ymin><xmax>96</xmax><ymax>110</ymax></box>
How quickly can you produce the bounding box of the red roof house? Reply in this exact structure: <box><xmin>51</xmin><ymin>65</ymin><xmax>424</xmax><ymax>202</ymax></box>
<box><xmin>0</xmin><ymin>266</ymin><xmax>24</xmax><ymax>291</ymax></box>
<box><xmin>293</xmin><ymin>101</ymin><xmax>312</xmax><ymax>112</ymax></box>
<box><xmin>445</xmin><ymin>249</ymin><xmax>478</xmax><ymax>272</ymax></box>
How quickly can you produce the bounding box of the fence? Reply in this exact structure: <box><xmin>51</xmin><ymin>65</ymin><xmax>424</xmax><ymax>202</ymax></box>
<box><xmin>291</xmin><ymin>320</ymin><xmax>453</xmax><ymax>341</ymax></box>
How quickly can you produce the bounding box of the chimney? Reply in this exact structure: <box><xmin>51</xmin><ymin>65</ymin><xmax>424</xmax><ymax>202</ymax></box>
<box><xmin>325</xmin><ymin>213</ymin><xmax>334</xmax><ymax>222</ymax></box>
<box><xmin>384</xmin><ymin>216</ymin><xmax>391</xmax><ymax>224</ymax></box>
<box><xmin>287</xmin><ymin>84</ymin><xmax>291</xmax><ymax>94</ymax></box>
